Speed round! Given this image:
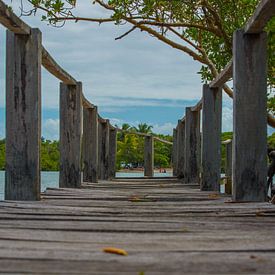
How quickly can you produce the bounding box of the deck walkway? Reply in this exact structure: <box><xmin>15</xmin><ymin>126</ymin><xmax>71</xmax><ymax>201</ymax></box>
<box><xmin>0</xmin><ymin>178</ymin><xmax>275</xmax><ymax>274</ymax></box>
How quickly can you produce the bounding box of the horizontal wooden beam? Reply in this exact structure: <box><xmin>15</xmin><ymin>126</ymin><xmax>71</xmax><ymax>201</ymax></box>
<box><xmin>191</xmin><ymin>99</ymin><xmax>202</xmax><ymax>112</ymax></box>
<box><xmin>153</xmin><ymin>136</ymin><xmax>173</xmax><ymax>145</ymax></box>
<box><xmin>42</xmin><ymin>47</ymin><xmax>77</xmax><ymax>85</ymax></box>
<box><xmin>245</xmin><ymin>0</ymin><xmax>275</xmax><ymax>33</ymax></box>
<box><xmin>98</xmin><ymin>115</ymin><xmax>107</xmax><ymax>124</ymax></box>
<box><xmin>82</xmin><ymin>94</ymin><xmax>95</xmax><ymax>109</ymax></box>
<box><xmin>0</xmin><ymin>0</ymin><xmax>30</xmax><ymax>34</ymax></box>
<box><xmin>117</xmin><ymin>128</ymin><xmax>150</xmax><ymax>137</ymax></box>
<box><xmin>209</xmin><ymin>60</ymin><xmax>233</xmax><ymax>88</ymax></box>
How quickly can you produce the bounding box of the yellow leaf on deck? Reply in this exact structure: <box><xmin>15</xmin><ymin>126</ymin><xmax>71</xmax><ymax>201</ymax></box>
<box><xmin>208</xmin><ymin>193</ymin><xmax>219</xmax><ymax>199</ymax></box>
<box><xmin>103</xmin><ymin>247</ymin><xmax>128</xmax><ymax>256</ymax></box>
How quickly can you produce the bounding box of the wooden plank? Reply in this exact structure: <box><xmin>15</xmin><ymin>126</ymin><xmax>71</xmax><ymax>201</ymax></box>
<box><xmin>245</xmin><ymin>0</ymin><xmax>275</xmax><ymax>33</ymax></box>
<box><xmin>172</xmin><ymin>129</ymin><xmax>178</xmax><ymax>176</ymax></box>
<box><xmin>108</xmin><ymin>128</ymin><xmax>117</xmax><ymax>179</ymax></box>
<box><xmin>190</xmin><ymin>99</ymin><xmax>202</xmax><ymax>112</ymax></box>
<box><xmin>5</xmin><ymin>29</ymin><xmax>42</xmax><ymax>201</ymax></box>
<box><xmin>42</xmin><ymin>47</ymin><xmax>77</xmax><ymax>85</ymax></box>
<box><xmin>98</xmin><ymin>120</ymin><xmax>110</xmax><ymax>180</ymax></box>
<box><xmin>0</xmin><ymin>0</ymin><xmax>31</xmax><ymax>34</ymax></box>
<box><xmin>232</xmin><ymin>29</ymin><xmax>267</xmax><ymax>202</ymax></box>
<box><xmin>153</xmin><ymin>136</ymin><xmax>173</xmax><ymax>145</ymax></box>
<box><xmin>144</xmin><ymin>136</ymin><xmax>154</xmax><ymax>177</ymax></box>
<box><xmin>184</xmin><ymin>107</ymin><xmax>200</xmax><ymax>183</ymax></box>
<box><xmin>201</xmin><ymin>85</ymin><xmax>222</xmax><ymax>191</ymax></box>
<box><xmin>176</xmin><ymin>120</ymin><xmax>185</xmax><ymax>178</ymax></box>
<box><xmin>81</xmin><ymin>94</ymin><xmax>94</xmax><ymax>109</ymax></box>
<box><xmin>83</xmin><ymin>107</ymin><xmax>98</xmax><ymax>183</ymax></box>
<box><xmin>59</xmin><ymin>82</ymin><xmax>82</xmax><ymax>188</ymax></box>
<box><xmin>0</xmin><ymin>178</ymin><xmax>275</xmax><ymax>274</ymax></box>
<box><xmin>209</xmin><ymin>60</ymin><xmax>233</xmax><ymax>88</ymax></box>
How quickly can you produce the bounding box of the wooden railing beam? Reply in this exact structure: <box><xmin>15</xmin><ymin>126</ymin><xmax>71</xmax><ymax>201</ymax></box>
<box><xmin>245</xmin><ymin>0</ymin><xmax>275</xmax><ymax>34</ymax></box>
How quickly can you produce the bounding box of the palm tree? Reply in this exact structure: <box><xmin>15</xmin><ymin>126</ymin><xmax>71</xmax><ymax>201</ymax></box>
<box><xmin>134</xmin><ymin>123</ymin><xmax>153</xmax><ymax>134</ymax></box>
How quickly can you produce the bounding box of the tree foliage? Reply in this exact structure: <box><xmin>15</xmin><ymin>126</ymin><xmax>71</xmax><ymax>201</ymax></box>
<box><xmin>22</xmin><ymin>0</ymin><xmax>275</xmax><ymax>116</ymax></box>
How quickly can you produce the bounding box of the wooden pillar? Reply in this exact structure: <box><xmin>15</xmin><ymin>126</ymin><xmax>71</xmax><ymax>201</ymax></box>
<box><xmin>108</xmin><ymin>128</ymin><xmax>117</xmax><ymax>179</ymax></box>
<box><xmin>225</xmin><ymin>141</ymin><xmax>233</xmax><ymax>194</ymax></box>
<box><xmin>83</xmin><ymin>106</ymin><xmax>98</xmax><ymax>183</ymax></box>
<box><xmin>5</xmin><ymin>29</ymin><xmax>42</xmax><ymax>201</ymax></box>
<box><xmin>184</xmin><ymin>107</ymin><xmax>200</xmax><ymax>183</ymax></box>
<box><xmin>98</xmin><ymin>120</ymin><xmax>110</xmax><ymax>180</ymax></box>
<box><xmin>144</xmin><ymin>135</ymin><xmax>154</xmax><ymax>177</ymax></box>
<box><xmin>232</xmin><ymin>29</ymin><xmax>267</xmax><ymax>202</ymax></box>
<box><xmin>201</xmin><ymin>84</ymin><xmax>222</xmax><ymax>191</ymax></box>
<box><xmin>172</xmin><ymin>128</ymin><xmax>178</xmax><ymax>176</ymax></box>
<box><xmin>177</xmin><ymin>120</ymin><xmax>185</xmax><ymax>178</ymax></box>
<box><xmin>59</xmin><ymin>82</ymin><xmax>82</xmax><ymax>188</ymax></box>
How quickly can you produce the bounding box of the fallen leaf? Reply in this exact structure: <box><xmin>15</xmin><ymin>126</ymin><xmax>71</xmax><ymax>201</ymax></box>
<box><xmin>255</xmin><ymin>211</ymin><xmax>265</xmax><ymax>216</ymax></box>
<box><xmin>208</xmin><ymin>193</ymin><xmax>220</xmax><ymax>199</ymax></box>
<box><xmin>103</xmin><ymin>247</ymin><xmax>128</xmax><ymax>256</ymax></box>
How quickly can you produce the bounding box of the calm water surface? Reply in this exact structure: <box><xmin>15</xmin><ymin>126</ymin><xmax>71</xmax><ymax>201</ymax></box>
<box><xmin>0</xmin><ymin>170</ymin><xmax>172</xmax><ymax>200</ymax></box>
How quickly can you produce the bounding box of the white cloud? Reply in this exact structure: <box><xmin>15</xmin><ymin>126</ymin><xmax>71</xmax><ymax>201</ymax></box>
<box><xmin>152</xmin><ymin>122</ymin><xmax>176</xmax><ymax>135</ymax></box>
<box><xmin>43</xmin><ymin>119</ymin><xmax>59</xmax><ymax>140</ymax></box>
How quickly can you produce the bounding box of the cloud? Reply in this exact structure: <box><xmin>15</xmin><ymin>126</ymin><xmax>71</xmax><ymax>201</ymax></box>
<box><xmin>43</xmin><ymin>119</ymin><xmax>59</xmax><ymax>140</ymax></box>
<box><xmin>152</xmin><ymin>122</ymin><xmax>176</xmax><ymax>135</ymax></box>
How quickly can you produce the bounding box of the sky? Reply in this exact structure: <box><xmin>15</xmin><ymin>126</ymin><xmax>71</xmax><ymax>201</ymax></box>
<box><xmin>0</xmin><ymin>0</ymin><xmax>273</xmax><ymax>140</ymax></box>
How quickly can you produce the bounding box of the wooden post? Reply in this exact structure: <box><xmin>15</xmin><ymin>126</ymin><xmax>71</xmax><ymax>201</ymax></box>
<box><xmin>99</xmin><ymin>120</ymin><xmax>110</xmax><ymax>180</ymax></box>
<box><xmin>5</xmin><ymin>29</ymin><xmax>42</xmax><ymax>201</ymax></box>
<box><xmin>177</xmin><ymin>120</ymin><xmax>185</xmax><ymax>179</ymax></box>
<box><xmin>144</xmin><ymin>136</ymin><xmax>154</xmax><ymax>177</ymax></box>
<box><xmin>184</xmin><ymin>107</ymin><xmax>200</xmax><ymax>183</ymax></box>
<box><xmin>201</xmin><ymin>84</ymin><xmax>222</xmax><ymax>191</ymax></box>
<box><xmin>232</xmin><ymin>29</ymin><xmax>267</xmax><ymax>202</ymax></box>
<box><xmin>172</xmin><ymin>128</ymin><xmax>178</xmax><ymax>176</ymax></box>
<box><xmin>225</xmin><ymin>141</ymin><xmax>232</xmax><ymax>194</ymax></box>
<box><xmin>83</xmin><ymin>106</ymin><xmax>98</xmax><ymax>183</ymax></box>
<box><xmin>108</xmin><ymin>128</ymin><xmax>117</xmax><ymax>179</ymax></box>
<box><xmin>59</xmin><ymin>82</ymin><xmax>82</xmax><ymax>188</ymax></box>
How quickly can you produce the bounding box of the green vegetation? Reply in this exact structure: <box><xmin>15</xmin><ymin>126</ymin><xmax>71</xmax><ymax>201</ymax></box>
<box><xmin>0</xmin><ymin>130</ymin><xmax>274</xmax><ymax>171</ymax></box>
<box><xmin>116</xmin><ymin>123</ymin><xmax>172</xmax><ymax>170</ymax></box>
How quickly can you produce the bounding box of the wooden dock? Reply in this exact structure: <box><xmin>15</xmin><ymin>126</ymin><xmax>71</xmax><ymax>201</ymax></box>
<box><xmin>0</xmin><ymin>178</ymin><xmax>275</xmax><ymax>274</ymax></box>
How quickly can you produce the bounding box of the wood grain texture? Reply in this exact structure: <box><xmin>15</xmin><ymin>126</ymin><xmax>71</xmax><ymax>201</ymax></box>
<box><xmin>5</xmin><ymin>29</ymin><xmax>42</xmax><ymax>201</ymax></box>
<box><xmin>59</xmin><ymin>82</ymin><xmax>82</xmax><ymax>188</ymax></box>
<box><xmin>176</xmin><ymin>120</ymin><xmax>185</xmax><ymax>178</ymax></box>
<box><xmin>184</xmin><ymin>107</ymin><xmax>200</xmax><ymax>183</ymax></box>
<box><xmin>201</xmin><ymin>85</ymin><xmax>222</xmax><ymax>192</ymax></box>
<box><xmin>233</xmin><ymin>30</ymin><xmax>267</xmax><ymax>202</ymax></box>
<box><xmin>0</xmin><ymin>178</ymin><xmax>275</xmax><ymax>274</ymax></box>
<box><xmin>144</xmin><ymin>136</ymin><xmax>154</xmax><ymax>177</ymax></box>
<box><xmin>172</xmin><ymin>128</ymin><xmax>178</xmax><ymax>176</ymax></box>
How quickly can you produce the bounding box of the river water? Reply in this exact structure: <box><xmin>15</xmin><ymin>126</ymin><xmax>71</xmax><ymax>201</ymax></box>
<box><xmin>0</xmin><ymin>170</ymin><xmax>172</xmax><ymax>200</ymax></box>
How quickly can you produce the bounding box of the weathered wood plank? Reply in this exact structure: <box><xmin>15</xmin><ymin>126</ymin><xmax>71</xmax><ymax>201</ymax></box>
<box><xmin>5</xmin><ymin>29</ymin><xmax>42</xmax><ymax>201</ymax></box>
<box><xmin>83</xmin><ymin>107</ymin><xmax>98</xmax><ymax>183</ymax></box>
<box><xmin>232</xmin><ymin>29</ymin><xmax>267</xmax><ymax>202</ymax></box>
<box><xmin>245</xmin><ymin>0</ymin><xmax>275</xmax><ymax>33</ymax></box>
<box><xmin>209</xmin><ymin>60</ymin><xmax>233</xmax><ymax>88</ymax></box>
<box><xmin>172</xmin><ymin>128</ymin><xmax>178</xmax><ymax>176</ymax></box>
<box><xmin>98</xmin><ymin>120</ymin><xmax>110</xmax><ymax>180</ymax></box>
<box><xmin>0</xmin><ymin>0</ymin><xmax>31</xmax><ymax>34</ymax></box>
<box><xmin>201</xmin><ymin>85</ymin><xmax>222</xmax><ymax>191</ymax></box>
<box><xmin>42</xmin><ymin>47</ymin><xmax>77</xmax><ymax>85</ymax></box>
<box><xmin>144</xmin><ymin>136</ymin><xmax>154</xmax><ymax>177</ymax></box>
<box><xmin>59</xmin><ymin>82</ymin><xmax>82</xmax><ymax>188</ymax></box>
<box><xmin>108</xmin><ymin>128</ymin><xmax>117</xmax><ymax>179</ymax></box>
<box><xmin>184</xmin><ymin>107</ymin><xmax>200</xmax><ymax>183</ymax></box>
<box><xmin>176</xmin><ymin>120</ymin><xmax>185</xmax><ymax>178</ymax></box>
